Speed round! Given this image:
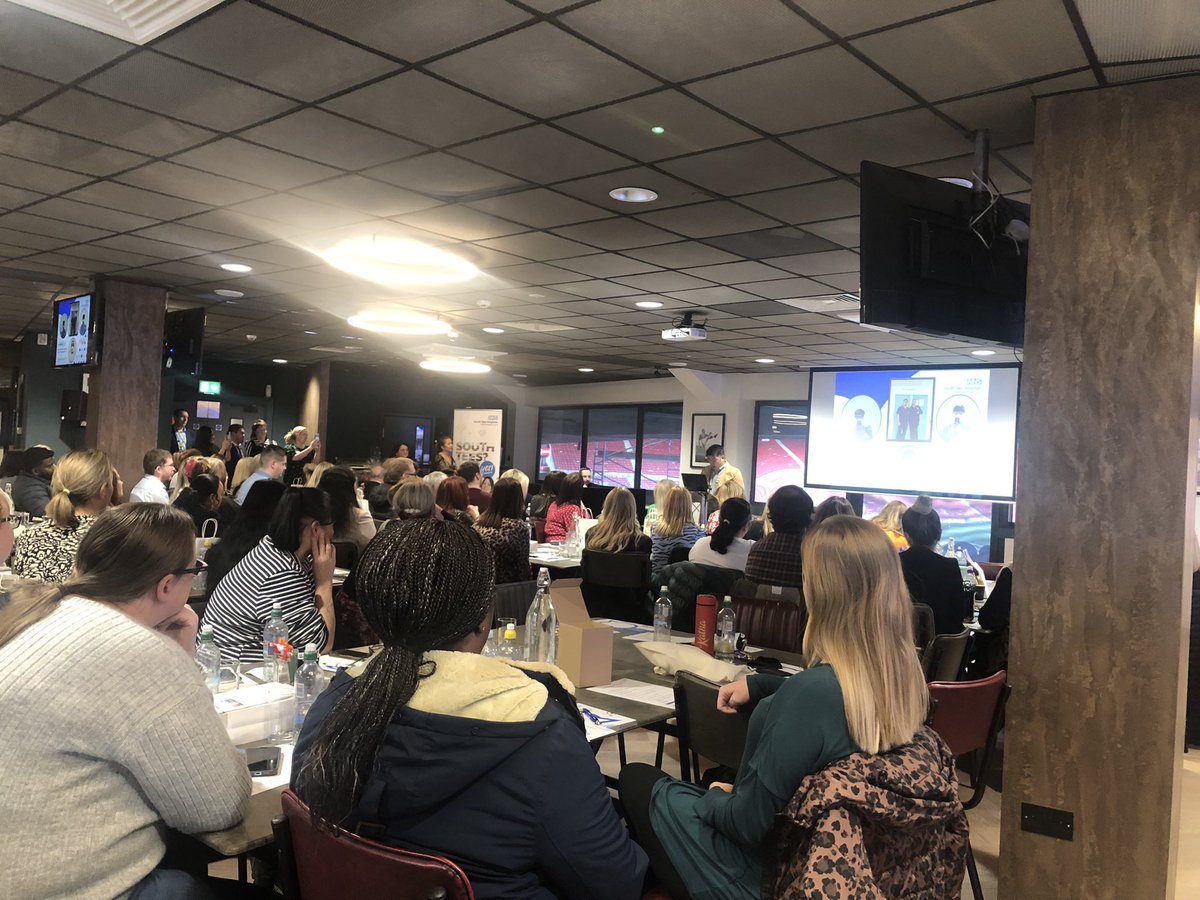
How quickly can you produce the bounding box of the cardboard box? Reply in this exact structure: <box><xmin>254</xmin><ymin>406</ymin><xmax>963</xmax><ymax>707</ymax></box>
<box><xmin>551</xmin><ymin>578</ymin><xmax>612</xmax><ymax>687</ymax></box>
<box><xmin>213</xmin><ymin>681</ymin><xmax>294</xmax><ymax>745</ymax></box>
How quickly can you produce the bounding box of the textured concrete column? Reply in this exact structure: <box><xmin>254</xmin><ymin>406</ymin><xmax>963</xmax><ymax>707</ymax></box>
<box><xmin>84</xmin><ymin>280</ymin><xmax>165</xmax><ymax>494</ymax></box>
<box><xmin>1000</xmin><ymin>78</ymin><xmax>1200</xmax><ymax>897</ymax></box>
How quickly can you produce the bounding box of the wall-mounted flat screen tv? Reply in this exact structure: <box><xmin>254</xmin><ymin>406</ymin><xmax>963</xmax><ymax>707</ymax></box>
<box><xmin>805</xmin><ymin>364</ymin><xmax>1020</xmax><ymax>501</ymax></box>
<box><xmin>54</xmin><ymin>293</ymin><xmax>97</xmax><ymax>368</ymax></box>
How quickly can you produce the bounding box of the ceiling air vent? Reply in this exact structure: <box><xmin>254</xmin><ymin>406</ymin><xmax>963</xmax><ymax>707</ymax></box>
<box><xmin>7</xmin><ymin>0</ymin><xmax>224</xmax><ymax>44</ymax></box>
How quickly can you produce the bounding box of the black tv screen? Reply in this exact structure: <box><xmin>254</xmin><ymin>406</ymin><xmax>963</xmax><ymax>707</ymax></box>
<box><xmin>860</xmin><ymin>161</ymin><xmax>1029</xmax><ymax>347</ymax></box>
<box><xmin>54</xmin><ymin>293</ymin><xmax>97</xmax><ymax>368</ymax></box>
<box><xmin>163</xmin><ymin>308</ymin><xmax>206</xmax><ymax>376</ymax></box>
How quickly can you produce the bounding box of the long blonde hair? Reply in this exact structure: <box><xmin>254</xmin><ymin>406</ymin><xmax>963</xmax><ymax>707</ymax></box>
<box><xmin>713</xmin><ymin>477</ymin><xmax>745</xmax><ymax>505</ymax></box>
<box><xmin>284</xmin><ymin>426</ymin><xmax>308</xmax><ymax>445</ymax></box>
<box><xmin>231</xmin><ymin>455</ymin><xmax>260</xmax><ymax>493</ymax></box>
<box><xmin>651</xmin><ymin>478</ymin><xmax>675</xmax><ymax>509</ymax></box>
<box><xmin>587</xmin><ymin>488</ymin><xmax>643</xmax><ymax>553</ymax></box>
<box><xmin>802</xmin><ymin>515</ymin><xmax>927</xmax><ymax>754</ymax></box>
<box><xmin>500</xmin><ymin>468</ymin><xmax>529</xmax><ymax>499</ymax></box>
<box><xmin>871</xmin><ymin>500</ymin><xmax>907</xmax><ymax>533</ymax></box>
<box><xmin>306</xmin><ymin>461</ymin><xmax>333</xmax><ymax>487</ymax></box>
<box><xmin>44</xmin><ymin>449</ymin><xmax>112</xmax><ymax>528</ymax></box>
<box><xmin>654</xmin><ymin>485</ymin><xmax>693</xmax><ymax>538</ymax></box>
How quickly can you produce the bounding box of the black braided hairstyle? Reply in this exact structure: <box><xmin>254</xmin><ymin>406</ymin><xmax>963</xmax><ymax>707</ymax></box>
<box><xmin>295</xmin><ymin>518</ymin><xmax>495</xmax><ymax>826</ymax></box>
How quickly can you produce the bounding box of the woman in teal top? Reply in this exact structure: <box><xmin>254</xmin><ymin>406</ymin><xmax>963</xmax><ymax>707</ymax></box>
<box><xmin>620</xmin><ymin>515</ymin><xmax>929</xmax><ymax>899</ymax></box>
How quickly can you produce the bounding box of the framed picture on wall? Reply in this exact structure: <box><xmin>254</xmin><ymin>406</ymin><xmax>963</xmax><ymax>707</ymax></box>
<box><xmin>691</xmin><ymin>413</ymin><xmax>726</xmax><ymax>466</ymax></box>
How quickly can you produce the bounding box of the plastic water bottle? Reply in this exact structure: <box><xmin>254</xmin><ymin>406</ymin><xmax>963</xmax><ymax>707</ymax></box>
<box><xmin>497</xmin><ymin>623</ymin><xmax>521</xmax><ymax>660</ymax></box>
<box><xmin>196</xmin><ymin>624</ymin><xmax>221</xmax><ymax>693</ymax></box>
<box><xmin>715</xmin><ymin>596</ymin><xmax>737</xmax><ymax>661</ymax></box>
<box><xmin>292</xmin><ymin>644</ymin><xmax>322</xmax><ymax>734</ymax></box>
<box><xmin>262</xmin><ymin>603</ymin><xmax>289</xmax><ymax>682</ymax></box>
<box><xmin>653</xmin><ymin>587</ymin><xmax>673</xmax><ymax>643</ymax></box>
<box><xmin>524</xmin><ymin>568</ymin><xmax>557</xmax><ymax>663</ymax></box>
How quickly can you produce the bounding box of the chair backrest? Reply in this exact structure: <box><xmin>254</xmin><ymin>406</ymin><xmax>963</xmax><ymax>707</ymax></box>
<box><xmin>926</xmin><ymin>671</ymin><xmax>1008</xmax><ymax>757</ymax></box>
<box><xmin>332</xmin><ymin>540</ymin><xmax>359</xmax><ymax>570</ymax></box>
<box><xmin>921</xmin><ymin>629</ymin><xmax>969</xmax><ymax>682</ymax></box>
<box><xmin>581</xmin><ymin>549</ymin><xmax>650</xmax><ymax>589</ymax></box>
<box><xmin>732</xmin><ymin>595</ymin><xmax>805</xmax><ymax>654</ymax></box>
<box><xmin>667</xmin><ymin>544</ymin><xmax>692</xmax><ymax>565</ymax></box>
<box><xmin>529</xmin><ymin>516</ymin><xmax>547</xmax><ymax>543</ymax></box>
<box><xmin>912</xmin><ymin>602</ymin><xmax>936</xmax><ymax>650</ymax></box>
<box><xmin>492</xmin><ymin>580</ymin><xmax>536</xmax><ymax>626</ymax></box>
<box><xmin>277</xmin><ymin>789</ymin><xmax>474</xmax><ymax>900</ymax></box>
<box><xmin>674</xmin><ymin>671</ymin><xmax>750</xmax><ymax>782</ymax></box>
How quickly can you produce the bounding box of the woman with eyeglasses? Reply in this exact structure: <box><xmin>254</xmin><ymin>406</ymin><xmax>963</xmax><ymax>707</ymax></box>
<box><xmin>201</xmin><ymin>486</ymin><xmax>337</xmax><ymax>664</ymax></box>
<box><xmin>0</xmin><ymin>504</ymin><xmax>250</xmax><ymax>898</ymax></box>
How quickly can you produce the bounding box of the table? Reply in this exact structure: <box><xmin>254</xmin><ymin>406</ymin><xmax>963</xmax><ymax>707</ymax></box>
<box><xmin>529</xmin><ymin>543</ymin><xmax>582</xmax><ymax>570</ymax></box>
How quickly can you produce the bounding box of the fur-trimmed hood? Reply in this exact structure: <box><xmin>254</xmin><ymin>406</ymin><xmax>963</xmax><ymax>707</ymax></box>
<box><xmin>408</xmin><ymin>651</ymin><xmax>575</xmax><ymax>723</ymax></box>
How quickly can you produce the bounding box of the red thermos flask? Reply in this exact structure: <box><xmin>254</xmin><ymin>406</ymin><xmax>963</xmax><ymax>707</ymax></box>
<box><xmin>694</xmin><ymin>594</ymin><xmax>717</xmax><ymax>656</ymax></box>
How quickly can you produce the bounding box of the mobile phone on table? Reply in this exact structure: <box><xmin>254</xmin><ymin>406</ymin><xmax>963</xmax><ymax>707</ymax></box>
<box><xmin>244</xmin><ymin>746</ymin><xmax>282</xmax><ymax>777</ymax></box>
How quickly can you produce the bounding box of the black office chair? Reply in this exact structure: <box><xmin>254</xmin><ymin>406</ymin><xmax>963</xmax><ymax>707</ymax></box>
<box><xmin>332</xmin><ymin>540</ymin><xmax>359</xmax><ymax>571</ymax></box>
<box><xmin>674</xmin><ymin>671</ymin><xmax>751</xmax><ymax>783</ymax></box>
<box><xmin>922</xmin><ymin>629</ymin><xmax>970</xmax><ymax>682</ymax></box>
<box><xmin>492</xmin><ymin>580</ymin><xmax>536</xmax><ymax>626</ymax></box>
<box><xmin>580</xmin><ymin>549</ymin><xmax>651</xmax><ymax>623</ymax></box>
<box><xmin>912</xmin><ymin>602</ymin><xmax>937</xmax><ymax>652</ymax></box>
<box><xmin>667</xmin><ymin>545</ymin><xmax>692</xmax><ymax>566</ymax></box>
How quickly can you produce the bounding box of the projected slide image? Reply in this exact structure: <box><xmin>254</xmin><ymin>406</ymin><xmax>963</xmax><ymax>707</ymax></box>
<box><xmin>936</xmin><ymin>394</ymin><xmax>980</xmax><ymax>441</ymax></box>
<box><xmin>840</xmin><ymin>395</ymin><xmax>881</xmax><ymax>442</ymax></box>
<box><xmin>889</xmin><ymin>378</ymin><xmax>933</xmax><ymax>442</ymax></box>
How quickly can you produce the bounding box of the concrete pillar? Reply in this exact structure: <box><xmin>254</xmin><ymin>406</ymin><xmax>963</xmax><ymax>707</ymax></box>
<box><xmin>1000</xmin><ymin>77</ymin><xmax>1200</xmax><ymax>897</ymax></box>
<box><xmin>85</xmin><ymin>280</ymin><xmax>165</xmax><ymax>495</ymax></box>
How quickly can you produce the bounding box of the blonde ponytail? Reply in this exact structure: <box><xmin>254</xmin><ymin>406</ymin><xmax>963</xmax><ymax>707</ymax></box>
<box><xmin>45</xmin><ymin>449</ymin><xmax>113</xmax><ymax>528</ymax></box>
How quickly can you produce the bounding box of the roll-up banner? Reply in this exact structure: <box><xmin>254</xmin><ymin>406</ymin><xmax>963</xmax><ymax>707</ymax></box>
<box><xmin>453</xmin><ymin>408</ymin><xmax>504</xmax><ymax>479</ymax></box>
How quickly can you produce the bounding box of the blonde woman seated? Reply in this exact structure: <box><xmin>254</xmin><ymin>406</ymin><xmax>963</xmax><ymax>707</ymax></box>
<box><xmin>649</xmin><ymin>485</ymin><xmax>706</xmax><ymax>572</ymax></box>
<box><xmin>11</xmin><ymin>448</ymin><xmax>114</xmax><ymax>584</ymax></box>
<box><xmin>500</xmin><ymin>467</ymin><xmax>530</xmax><ymax>502</ymax></box>
<box><xmin>305</xmin><ymin>461</ymin><xmax>334</xmax><ymax>487</ymax></box>
<box><xmin>642</xmin><ymin>478</ymin><xmax>676</xmax><ymax>536</ymax></box>
<box><xmin>871</xmin><ymin>500</ymin><xmax>909</xmax><ymax>551</ymax></box>
<box><xmin>706</xmin><ymin>478</ymin><xmax>747</xmax><ymax>533</ymax></box>
<box><xmin>230</xmin><ymin>454</ymin><xmax>260</xmax><ymax>497</ymax></box>
<box><xmin>586</xmin><ymin>487</ymin><xmax>651</xmax><ymax>555</ymax></box>
<box><xmin>619</xmin><ymin>516</ymin><xmax>930</xmax><ymax>899</ymax></box>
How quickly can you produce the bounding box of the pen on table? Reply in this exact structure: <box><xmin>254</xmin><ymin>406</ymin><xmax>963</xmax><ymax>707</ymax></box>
<box><xmin>580</xmin><ymin>708</ymin><xmax>605</xmax><ymax>726</ymax></box>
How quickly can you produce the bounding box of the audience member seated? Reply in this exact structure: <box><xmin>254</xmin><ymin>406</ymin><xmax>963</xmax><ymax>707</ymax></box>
<box><xmin>282</xmin><ymin>426</ymin><xmax>319</xmax><ymax>485</ymax></box>
<box><xmin>11</xmin><ymin>449</ymin><xmax>113</xmax><ymax>583</ymax></box>
<box><xmin>173</xmin><ymin>473</ymin><xmax>232</xmax><ymax>535</ymax></box>
<box><xmin>389</xmin><ymin>480</ymin><xmax>440</xmax><ymax>522</ymax></box>
<box><xmin>620</xmin><ymin>516</ymin><xmax>931</xmax><ymax>900</ymax></box>
<box><xmin>545</xmin><ymin>472</ymin><xmax>589</xmax><ymax>541</ymax></box>
<box><xmin>529</xmin><ymin>470</ymin><xmax>564</xmax><ymax>519</ymax></box>
<box><xmin>474</xmin><ymin>477</ymin><xmax>531</xmax><ymax>584</ymax></box>
<box><xmin>202</xmin><ymin>487</ymin><xmax>336</xmax><ymax>663</ymax></box>
<box><xmin>811</xmin><ymin>495</ymin><xmax>854</xmax><ymax>526</ymax></box>
<box><xmin>422</xmin><ymin>469</ymin><xmax>448</xmax><ymax>495</ymax></box>
<box><xmin>230</xmin><ymin>454</ymin><xmax>260</xmax><ymax>498</ymax></box>
<box><xmin>650</xmin><ymin>485</ymin><xmax>706</xmax><ymax>572</ymax></box>
<box><xmin>691</xmin><ymin>497</ymin><xmax>754</xmax><ymax>570</ymax></box>
<box><xmin>168</xmin><ymin>448</ymin><xmax>202</xmax><ymax>499</ymax></box>
<box><xmin>369</xmin><ymin>457</ymin><xmax>417</xmax><ymax>518</ymax></box>
<box><xmin>500</xmin><ymin>467</ymin><xmax>530</xmax><ymax>501</ymax></box>
<box><xmin>130</xmin><ymin>448</ymin><xmax>175</xmax><ymax>505</ymax></box>
<box><xmin>359</xmin><ymin>460</ymin><xmax>386</xmax><ymax>509</ymax></box>
<box><xmin>0</xmin><ymin>447</ymin><xmax>25</xmax><ymax>496</ymax></box>
<box><xmin>436</xmin><ymin>475</ymin><xmax>478</xmax><ymax>526</ymax></box>
<box><xmin>188</xmin><ymin>456</ymin><xmax>240</xmax><ymax>527</ymax></box>
<box><xmin>11</xmin><ymin>445</ymin><xmax>54</xmax><ymax>517</ymax></box>
<box><xmin>0</xmin><ymin>504</ymin><xmax>250</xmax><ymax>899</ymax></box>
<box><xmin>586</xmin><ymin>487</ymin><xmax>652</xmax><ymax>554</ymax></box>
<box><xmin>304</xmin><ymin>461</ymin><xmax>333</xmax><ymax>488</ymax></box>
<box><xmin>899</xmin><ymin>496</ymin><xmax>965</xmax><ymax>636</ymax></box>
<box><xmin>705</xmin><ymin>478</ymin><xmax>748</xmax><ymax>533</ymax></box>
<box><xmin>642</xmin><ymin>478</ymin><xmax>676</xmax><ymax>536</ymax></box>
<box><xmin>203</xmin><ymin>480</ymin><xmax>287</xmax><ymax>602</ymax></box>
<box><xmin>972</xmin><ymin>565</ymin><xmax>1013</xmax><ymax>676</ymax></box>
<box><xmin>319</xmin><ymin>466</ymin><xmax>377</xmax><ymax>553</ymax></box>
<box><xmin>744</xmin><ymin>485</ymin><xmax>814</xmax><ymax>591</ymax></box>
<box><xmin>291</xmin><ymin>519</ymin><xmax>648</xmax><ymax>898</ymax></box>
<box><xmin>459</xmin><ymin>461</ymin><xmax>492</xmax><ymax>513</ymax></box>
<box><xmin>872</xmin><ymin>500</ymin><xmax>910</xmax><ymax>551</ymax></box>
<box><xmin>235</xmin><ymin>445</ymin><xmax>287</xmax><ymax>504</ymax></box>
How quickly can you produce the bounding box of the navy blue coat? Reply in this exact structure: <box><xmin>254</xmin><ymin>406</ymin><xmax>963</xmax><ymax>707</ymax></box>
<box><xmin>293</xmin><ymin>667</ymin><xmax>647</xmax><ymax>900</ymax></box>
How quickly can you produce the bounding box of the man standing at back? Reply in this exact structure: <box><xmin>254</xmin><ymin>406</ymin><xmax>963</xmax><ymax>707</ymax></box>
<box><xmin>218</xmin><ymin>423</ymin><xmax>245</xmax><ymax>485</ymax></box>
<box><xmin>460</xmin><ymin>461</ymin><xmax>491</xmax><ymax>513</ymax></box>
<box><xmin>235</xmin><ymin>446</ymin><xmax>286</xmax><ymax>504</ymax></box>
<box><xmin>129</xmin><ymin>449</ymin><xmax>175</xmax><ymax>505</ymax></box>
<box><xmin>169</xmin><ymin>409</ymin><xmax>190</xmax><ymax>454</ymax></box>
<box><xmin>12</xmin><ymin>446</ymin><xmax>54</xmax><ymax>517</ymax></box>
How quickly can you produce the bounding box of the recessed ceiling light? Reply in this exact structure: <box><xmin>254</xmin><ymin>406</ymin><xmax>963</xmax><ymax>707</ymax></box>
<box><xmin>482</xmin><ymin>326</ymin><xmax>505</xmax><ymax>334</ymax></box>
<box><xmin>971</xmin><ymin>349</ymin><xmax>997</xmax><ymax>356</ymax></box>
<box><xmin>420</xmin><ymin>359</ymin><xmax>491</xmax><ymax>374</ymax></box>
<box><xmin>578</xmin><ymin>367</ymin><xmax>595</xmax><ymax>373</ymax></box>
<box><xmin>609</xmin><ymin>187</ymin><xmax>658</xmax><ymax>203</ymax></box>
<box><xmin>668</xmin><ymin>361</ymin><xmax>688</xmax><ymax>367</ymax></box>
<box><xmin>320</xmin><ymin>235</ymin><xmax>478</xmax><ymax>286</ymax></box>
<box><xmin>755</xmin><ymin>358</ymin><xmax>776</xmax><ymax>364</ymax></box>
<box><xmin>214</xmin><ymin>289</ymin><xmax>244</xmax><ymax>298</ymax></box>
<box><xmin>446</xmin><ymin>330</ymin><xmax>459</xmax><ymax>339</ymax></box>
<box><xmin>348</xmin><ymin>309</ymin><xmax>452</xmax><ymax>336</ymax></box>
<box><xmin>513</xmin><ymin>373</ymin><xmax>527</xmax><ymax>379</ymax></box>
<box><xmin>939</xmin><ymin>176</ymin><xmax>974</xmax><ymax>188</ymax></box>
<box><xmin>528</xmin><ymin>293</ymin><xmax>544</xmax><ymax>298</ymax></box>
<box><xmin>635</xmin><ymin>300</ymin><xmax>664</xmax><ymax>309</ymax></box>
<box><xmin>220</xmin><ymin>263</ymin><xmax>252</xmax><ymax>273</ymax></box>
<box><xmin>272</xmin><ymin>358</ymin><xmax>287</xmax><ymax>364</ymax></box>
<box><xmin>304</xmin><ymin>330</ymin><xmax>318</xmax><ymax>335</ymax></box>
<box><xmin>650</xmin><ymin>126</ymin><xmax>666</xmax><ymax>135</ymax></box>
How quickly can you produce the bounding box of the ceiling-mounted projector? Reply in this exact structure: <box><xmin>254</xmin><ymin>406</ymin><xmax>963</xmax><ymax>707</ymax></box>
<box><xmin>662</xmin><ymin>311</ymin><xmax>707</xmax><ymax>342</ymax></box>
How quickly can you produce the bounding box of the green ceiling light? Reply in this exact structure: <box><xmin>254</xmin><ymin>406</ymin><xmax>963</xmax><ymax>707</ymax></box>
<box><xmin>650</xmin><ymin>126</ymin><xmax>666</xmax><ymax>134</ymax></box>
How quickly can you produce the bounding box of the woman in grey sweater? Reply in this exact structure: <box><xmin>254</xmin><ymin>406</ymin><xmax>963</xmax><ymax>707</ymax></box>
<box><xmin>0</xmin><ymin>504</ymin><xmax>251</xmax><ymax>899</ymax></box>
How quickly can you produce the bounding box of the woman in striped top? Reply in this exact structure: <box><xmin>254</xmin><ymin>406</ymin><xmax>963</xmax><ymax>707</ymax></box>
<box><xmin>201</xmin><ymin>487</ymin><xmax>337</xmax><ymax>664</ymax></box>
<box><xmin>649</xmin><ymin>485</ymin><xmax>706</xmax><ymax>573</ymax></box>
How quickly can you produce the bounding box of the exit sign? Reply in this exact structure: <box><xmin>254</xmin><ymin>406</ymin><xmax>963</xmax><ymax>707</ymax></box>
<box><xmin>199</xmin><ymin>380</ymin><xmax>221</xmax><ymax>395</ymax></box>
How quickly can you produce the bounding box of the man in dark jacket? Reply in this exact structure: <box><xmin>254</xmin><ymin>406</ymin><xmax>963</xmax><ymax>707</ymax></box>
<box><xmin>12</xmin><ymin>446</ymin><xmax>54</xmax><ymax>517</ymax></box>
<box><xmin>898</xmin><ymin>497</ymin><xmax>968</xmax><ymax>635</ymax></box>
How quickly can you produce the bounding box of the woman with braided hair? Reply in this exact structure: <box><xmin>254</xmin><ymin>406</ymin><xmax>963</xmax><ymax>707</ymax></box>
<box><xmin>292</xmin><ymin>519</ymin><xmax>647</xmax><ymax>899</ymax></box>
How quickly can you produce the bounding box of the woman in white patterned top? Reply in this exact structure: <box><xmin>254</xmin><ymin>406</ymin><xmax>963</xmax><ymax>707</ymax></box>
<box><xmin>11</xmin><ymin>448</ymin><xmax>113</xmax><ymax>584</ymax></box>
<box><xmin>201</xmin><ymin>486</ymin><xmax>337</xmax><ymax>664</ymax></box>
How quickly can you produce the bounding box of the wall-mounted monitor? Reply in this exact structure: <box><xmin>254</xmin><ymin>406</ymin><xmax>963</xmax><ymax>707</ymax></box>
<box><xmin>163</xmin><ymin>307</ymin><xmax>206</xmax><ymax>376</ymax></box>
<box><xmin>806</xmin><ymin>364</ymin><xmax>1020</xmax><ymax>501</ymax></box>
<box><xmin>53</xmin><ymin>293</ymin><xmax>99</xmax><ymax>367</ymax></box>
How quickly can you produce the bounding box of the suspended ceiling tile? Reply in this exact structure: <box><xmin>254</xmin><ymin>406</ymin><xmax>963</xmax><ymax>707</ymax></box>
<box><xmin>0</xmin><ymin>121</ymin><xmax>149</xmax><ymax>175</ymax></box>
<box><xmin>553</xmin><ymin>165</ymin><xmax>711</xmax><ymax>213</ymax></box>
<box><xmin>552</xmin><ymin>217</ymin><xmax>679</xmax><ymax>251</ymax></box>
<box><xmin>394</xmin><ymin>205</ymin><xmax>529</xmax><ymax>241</ymax></box>
<box><xmin>658</xmin><ymin>140</ymin><xmax>831</xmax><ymax>196</ymax></box>
<box><xmin>0</xmin><ymin>2</ymin><xmax>133</xmax><ymax>81</ymax></box>
<box><xmin>0</xmin><ymin>154</ymin><xmax>91</xmax><ymax>194</ymax></box>
<box><xmin>453</xmin><ymin>125</ymin><xmax>630</xmax><ymax>184</ymax></box>
<box><xmin>62</xmin><ymin>181</ymin><xmax>209</xmax><ymax>221</ymax></box>
<box><xmin>363</xmin><ymin>152</ymin><xmax>529</xmax><ymax>199</ymax></box>
<box><xmin>292</xmin><ymin>176</ymin><xmax>443</xmax><ymax>219</ymax></box>
<box><xmin>551</xmin><ymin>253</ymin><xmax>661</xmax><ymax>278</ymax></box>
<box><xmin>240</xmin><ymin>109</ymin><xmax>423</xmax><ymax>170</ymax></box>
<box><xmin>636</xmin><ymin>201</ymin><xmax>779</xmax><ymax>239</ymax></box>
<box><xmin>0</xmin><ymin>68</ymin><xmax>58</xmax><ymax>115</ymax></box>
<box><xmin>465</xmin><ymin>188</ymin><xmax>612</xmax><ymax>229</ymax></box>
<box><xmin>622</xmin><ymin>241</ymin><xmax>742</xmax><ymax>268</ymax></box>
<box><xmin>785</xmin><ymin>108</ymin><xmax>972</xmax><ymax>175</ymax></box>
<box><xmin>171</xmin><ymin>139</ymin><xmax>342</xmax><ymax>192</ymax></box>
<box><xmin>935</xmin><ymin>71</ymin><xmax>1099</xmax><ymax>148</ymax></box>
<box><xmin>1076</xmin><ymin>0</ymin><xmax>1200</xmax><ymax>63</ymax></box>
<box><xmin>733</xmin><ymin>179</ymin><xmax>861</xmax><ymax>225</ymax></box>
<box><xmin>114</xmin><ymin>161</ymin><xmax>272</xmax><ymax>206</ymax></box>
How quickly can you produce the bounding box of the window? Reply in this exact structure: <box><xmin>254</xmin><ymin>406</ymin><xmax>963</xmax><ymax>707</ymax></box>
<box><xmin>861</xmin><ymin>493</ymin><xmax>995</xmax><ymax>562</ymax></box>
<box><xmin>536</xmin><ymin>403</ymin><xmax>682</xmax><ymax>488</ymax></box>
<box><xmin>750</xmin><ymin>401</ymin><xmax>845</xmax><ymax>508</ymax></box>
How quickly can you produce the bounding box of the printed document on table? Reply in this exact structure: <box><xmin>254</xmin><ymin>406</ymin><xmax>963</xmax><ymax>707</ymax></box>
<box><xmin>587</xmin><ymin>678</ymin><xmax>676</xmax><ymax>709</ymax></box>
<box><xmin>579</xmin><ymin>705</ymin><xmax>636</xmax><ymax>742</ymax></box>
<box><xmin>624</xmin><ymin>632</ymin><xmax>693</xmax><ymax>643</ymax></box>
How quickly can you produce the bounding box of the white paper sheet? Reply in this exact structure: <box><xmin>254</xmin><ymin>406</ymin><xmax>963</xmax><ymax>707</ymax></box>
<box><xmin>624</xmin><ymin>632</ymin><xmax>692</xmax><ymax>643</ymax></box>
<box><xmin>586</xmin><ymin>678</ymin><xmax>676</xmax><ymax>709</ymax></box>
<box><xmin>579</xmin><ymin>705</ymin><xmax>637</xmax><ymax>742</ymax></box>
